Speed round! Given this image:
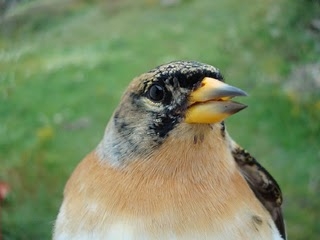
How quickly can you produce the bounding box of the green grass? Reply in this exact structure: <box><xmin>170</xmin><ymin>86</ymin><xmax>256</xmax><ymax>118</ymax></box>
<box><xmin>1</xmin><ymin>0</ymin><xmax>319</xmax><ymax>239</ymax></box>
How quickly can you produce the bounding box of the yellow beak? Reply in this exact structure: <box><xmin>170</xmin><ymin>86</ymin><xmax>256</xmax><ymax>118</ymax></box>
<box><xmin>185</xmin><ymin>77</ymin><xmax>248</xmax><ymax>124</ymax></box>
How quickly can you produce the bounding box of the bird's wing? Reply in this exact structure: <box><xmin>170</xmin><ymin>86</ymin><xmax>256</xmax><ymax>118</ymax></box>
<box><xmin>231</xmin><ymin>142</ymin><xmax>286</xmax><ymax>240</ymax></box>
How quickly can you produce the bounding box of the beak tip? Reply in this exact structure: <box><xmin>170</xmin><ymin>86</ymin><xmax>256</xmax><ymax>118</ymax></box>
<box><xmin>238</xmin><ymin>89</ymin><xmax>249</xmax><ymax>97</ymax></box>
<box><xmin>222</xmin><ymin>84</ymin><xmax>248</xmax><ymax>98</ymax></box>
<box><xmin>242</xmin><ymin>104</ymin><xmax>248</xmax><ymax>111</ymax></box>
<box><xmin>231</xmin><ymin>102</ymin><xmax>248</xmax><ymax>114</ymax></box>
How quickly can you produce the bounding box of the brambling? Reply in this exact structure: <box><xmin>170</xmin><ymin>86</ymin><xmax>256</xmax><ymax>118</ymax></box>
<box><xmin>53</xmin><ymin>61</ymin><xmax>286</xmax><ymax>240</ymax></box>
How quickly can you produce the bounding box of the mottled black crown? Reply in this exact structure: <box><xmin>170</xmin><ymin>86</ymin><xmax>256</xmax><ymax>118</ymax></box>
<box><xmin>148</xmin><ymin>61</ymin><xmax>224</xmax><ymax>89</ymax></box>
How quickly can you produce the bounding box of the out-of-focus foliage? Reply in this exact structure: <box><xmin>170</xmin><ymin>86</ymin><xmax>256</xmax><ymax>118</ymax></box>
<box><xmin>0</xmin><ymin>0</ymin><xmax>319</xmax><ymax>239</ymax></box>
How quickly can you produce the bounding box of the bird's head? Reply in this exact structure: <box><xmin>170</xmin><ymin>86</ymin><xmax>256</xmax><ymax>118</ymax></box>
<box><xmin>98</xmin><ymin>61</ymin><xmax>247</xmax><ymax>165</ymax></box>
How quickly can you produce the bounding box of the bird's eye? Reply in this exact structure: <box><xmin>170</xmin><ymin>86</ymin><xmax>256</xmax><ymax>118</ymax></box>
<box><xmin>148</xmin><ymin>84</ymin><xmax>165</xmax><ymax>102</ymax></box>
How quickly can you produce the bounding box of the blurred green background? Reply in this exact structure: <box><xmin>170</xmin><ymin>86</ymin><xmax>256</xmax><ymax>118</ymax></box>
<box><xmin>0</xmin><ymin>0</ymin><xmax>319</xmax><ymax>239</ymax></box>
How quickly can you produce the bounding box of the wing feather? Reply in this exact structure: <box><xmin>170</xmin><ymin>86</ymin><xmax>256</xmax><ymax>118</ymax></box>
<box><xmin>231</xmin><ymin>142</ymin><xmax>286</xmax><ymax>240</ymax></box>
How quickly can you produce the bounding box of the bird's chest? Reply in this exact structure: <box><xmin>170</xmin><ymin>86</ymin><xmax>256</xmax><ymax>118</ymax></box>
<box><xmin>55</xmin><ymin>208</ymin><xmax>280</xmax><ymax>240</ymax></box>
<box><xmin>55</xmin><ymin>175</ymin><xmax>280</xmax><ymax>240</ymax></box>
<box><xmin>54</xmin><ymin>150</ymin><xmax>281</xmax><ymax>240</ymax></box>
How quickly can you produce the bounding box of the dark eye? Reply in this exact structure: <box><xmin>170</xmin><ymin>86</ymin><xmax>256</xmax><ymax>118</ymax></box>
<box><xmin>148</xmin><ymin>84</ymin><xmax>165</xmax><ymax>102</ymax></box>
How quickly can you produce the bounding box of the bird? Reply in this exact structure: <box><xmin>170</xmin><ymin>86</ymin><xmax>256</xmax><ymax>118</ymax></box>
<box><xmin>53</xmin><ymin>61</ymin><xmax>286</xmax><ymax>240</ymax></box>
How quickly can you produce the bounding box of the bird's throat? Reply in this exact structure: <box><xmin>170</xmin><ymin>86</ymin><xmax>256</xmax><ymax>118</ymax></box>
<box><xmin>137</xmin><ymin>123</ymin><xmax>236</xmax><ymax>181</ymax></box>
<box><xmin>97</xmin><ymin>121</ymin><xmax>236</xmax><ymax>183</ymax></box>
